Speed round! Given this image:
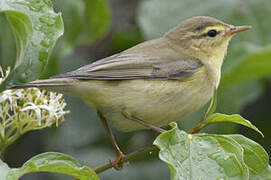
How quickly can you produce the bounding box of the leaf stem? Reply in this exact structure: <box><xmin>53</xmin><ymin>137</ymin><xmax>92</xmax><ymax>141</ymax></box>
<box><xmin>188</xmin><ymin>121</ymin><xmax>207</xmax><ymax>134</ymax></box>
<box><xmin>188</xmin><ymin>87</ymin><xmax>217</xmax><ymax>134</ymax></box>
<box><xmin>204</xmin><ymin>87</ymin><xmax>217</xmax><ymax>120</ymax></box>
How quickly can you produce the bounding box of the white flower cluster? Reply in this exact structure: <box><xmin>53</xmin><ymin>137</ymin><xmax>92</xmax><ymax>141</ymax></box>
<box><xmin>20</xmin><ymin>92</ymin><xmax>67</xmax><ymax>126</ymax></box>
<box><xmin>0</xmin><ymin>66</ymin><xmax>69</xmax><ymax>150</ymax></box>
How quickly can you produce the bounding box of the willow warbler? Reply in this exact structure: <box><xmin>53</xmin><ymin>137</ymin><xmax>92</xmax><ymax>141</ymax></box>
<box><xmin>18</xmin><ymin>16</ymin><xmax>250</xmax><ymax>132</ymax></box>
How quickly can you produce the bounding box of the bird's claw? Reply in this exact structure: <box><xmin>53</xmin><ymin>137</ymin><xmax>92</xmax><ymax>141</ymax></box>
<box><xmin>109</xmin><ymin>153</ymin><xmax>129</xmax><ymax>170</ymax></box>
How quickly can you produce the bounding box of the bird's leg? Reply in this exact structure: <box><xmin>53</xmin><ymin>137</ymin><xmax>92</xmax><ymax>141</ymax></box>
<box><xmin>97</xmin><ymin>111</ymin><xmax>126</xmax><ymax>170</ymax></box>
<box><xmin>122</xmin><ymin>112</ymin><xmax>166</xmax><ymax>133</ymax></box>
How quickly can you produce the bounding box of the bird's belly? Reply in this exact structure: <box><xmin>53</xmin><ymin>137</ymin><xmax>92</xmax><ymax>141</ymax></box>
<box><xmin>78</xmin><ymin>71</ymin><xmax>213</xmax><ymax>132</ymax></box>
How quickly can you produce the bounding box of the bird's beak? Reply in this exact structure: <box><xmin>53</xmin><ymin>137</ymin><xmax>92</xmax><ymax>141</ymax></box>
<box><xmin>226</xmin><ymin>25</ymin><xmax>252</xmax><ymax>36</ymax></box>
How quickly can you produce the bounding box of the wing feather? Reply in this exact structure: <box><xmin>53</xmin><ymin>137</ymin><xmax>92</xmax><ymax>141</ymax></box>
<box><xmin>54</xmin><ymin>53</ymin><xmax>203</xmax><ymax>80</ymax></box>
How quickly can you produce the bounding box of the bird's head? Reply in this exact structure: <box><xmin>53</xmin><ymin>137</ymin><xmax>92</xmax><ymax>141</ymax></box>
<box><xmin>165</xmin><ymin>16</ymin><xmax>251</xmax><ymax>61</ymax></box>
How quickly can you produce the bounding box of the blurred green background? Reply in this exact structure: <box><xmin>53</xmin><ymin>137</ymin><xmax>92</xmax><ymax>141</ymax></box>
<box><xmin>1</xmin><ymin>0</ymin><xmax>271</xmax><ymax>179</ymax></box>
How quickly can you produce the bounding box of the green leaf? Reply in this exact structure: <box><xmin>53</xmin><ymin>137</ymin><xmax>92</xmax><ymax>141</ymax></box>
<box><xmin>6</xmin><ymin>152</ymin><xmax>99</xmax><ymax>180</ymax></box>
<box><xmin>249</xmin><ymin>167</ymin><xmax>271</xmax><ymax>180</ymax></box>
<box><xmin>0</xmin><ymin>159</ymin><xmax>10</xmax><ymax>180</ymax></box>
<box><xmin>206</xmin><ymin>113</ymin><xmax>263</xmax><ymax>137</ymax></box>
<box><xmin>52</xmin><ymin>0</ymin><xmax>84</xmax><ymax>55</ymax></box>
<box><xmin>220</xmin><ymin>46</ymin><xmax>271</xmax><ymax>90</ymax></box>
<box><xmin>79</xmin><ymin>0</ymin><xmax>111</xmax><ymax>46</ymax></box>
<box><xmin>42</xmin><ymin>0</ymin><xmax>111</xmax><ymax>77</ymax></box>
<box><xmin>0</xmin><ymin>14</ymin><xmax>16</xmax><ymax>69</ymax></box>
<box><xmin>204</xmin><ymin>87</ymin><xmax>217</xmax><ymax>120</ymax></box>
<box><xmin>0</xmin><ymin>0</ymin><xmax>64</xmax><ymax>90</ymax></box>
<box><xmin>154</xmin><ymin>123</ymin><xmax>249</xmax><ymax>180</ymax></box>
<box><xmin>226</xmin><ymin>135</ymin><xmax>271</xmax><ymax>179</ymax></box>
<box><xmin>53</xmin><ymin>0</ymin><xmax>111</xmax><ymax>55</ymax></box>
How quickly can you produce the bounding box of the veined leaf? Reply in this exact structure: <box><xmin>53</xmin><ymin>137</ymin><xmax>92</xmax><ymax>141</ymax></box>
<box><xmin>0</xmin><ymin>159</ymin><xmax>10</xmax><ymax>180</ymax></box>
<box><xmin>154</xmin><ymin>123</ymin><xmax>249</xmax><ymax>180</ymax></box>
<box><xmin>249</xmin><ymin>167</ymin><xmax>271</xmax><ymax>180</ymax></box>
<box><xmin>226</xmin><ymin>135</ymin><xmax>271</xmax><ymax>179</ymax></box>
<box><xmin>6</xmin><ymin>152</ymin><xmax>99</xmax><ymax>180</ymax></box>
<box><xmin>206</xmin><ymin>113</ymin><xmax>263</xmax><ymax>137</ymax></box>
<box><xmin>0</xmin><ymin>0</ymin><xmax>64</xmax><ymax>90</ymax></box>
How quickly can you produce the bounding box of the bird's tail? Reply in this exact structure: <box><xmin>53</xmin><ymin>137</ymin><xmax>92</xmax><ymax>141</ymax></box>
<box><xmin>12</xmin><ymin>78</ymin><xmax>74</xmax><ymax>94</ymax></box>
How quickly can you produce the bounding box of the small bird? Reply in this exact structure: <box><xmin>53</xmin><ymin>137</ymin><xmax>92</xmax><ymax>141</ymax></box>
<box><xmin>16</xmin><ymin>16</ymin><xmax>250</xmax><ymax>167</ymax></box>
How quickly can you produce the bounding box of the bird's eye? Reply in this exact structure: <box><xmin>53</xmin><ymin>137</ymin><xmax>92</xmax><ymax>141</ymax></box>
<box><xmin>207</xmin><ymin>29</ymin><xmax>217</xmax><ymax>37</ymax></box>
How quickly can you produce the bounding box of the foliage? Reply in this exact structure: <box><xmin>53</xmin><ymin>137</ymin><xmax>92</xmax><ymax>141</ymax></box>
<box><xmin>205</xmin><ymin>113</ymin><xmax>263</xmax><ymax>137</ymax></box>
<box><xmin>51</xmin><ymin>0</ymin><xmax>110</xmax><ymax>55</ymax></box>
<box><xmin>44</xmin><ymin>0</ymin><xmax>111</xmax><ymax>77</ymax></box>
<box><xmin>0</xmin><ymin>152</ymin><xmax>99</xmax><ymax>180</ymax></box>
<box><xmin>0</xmin><ymin>0</ymin><xmax>270</xmax><ymax>180</ymax></box>
<box><xmin>0</xmin><ymin>0</ymin><xmax>110</xmax><ymax>179</ymax></box>
<box><xmin>0</xmin><ymin>0</ymin><xmax>64</xmax><ymax>90</ymax></box>
<box><xmin>155</xmin><ymin>123</ymin><xmax>271</xmax><ymax>180</ymax></box>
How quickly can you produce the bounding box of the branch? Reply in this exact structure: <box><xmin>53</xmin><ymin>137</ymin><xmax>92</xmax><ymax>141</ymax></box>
<box><xmin>93</xmin><ymin>145</ymin><xmax>157</xmax><ymax>174</ymax></box>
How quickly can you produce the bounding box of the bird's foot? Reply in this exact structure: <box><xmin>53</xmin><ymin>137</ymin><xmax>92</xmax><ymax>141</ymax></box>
<box><xmin>109</xmin><ymin>151</ymin><xmax>129</xmax><ymax>170</ymax></box>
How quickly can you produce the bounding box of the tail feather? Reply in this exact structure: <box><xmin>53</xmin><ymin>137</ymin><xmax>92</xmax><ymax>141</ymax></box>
<box><xmin>12</xmin><ymin>78</ymin><xmax>73</xmax><ymax>93</ymax></box>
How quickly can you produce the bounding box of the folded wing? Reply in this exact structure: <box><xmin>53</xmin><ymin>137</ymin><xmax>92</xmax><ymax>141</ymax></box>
<box><xmin>54</xmin><ymin>53</ymin><xmax>203</xmax><ymax>80</ymax></box>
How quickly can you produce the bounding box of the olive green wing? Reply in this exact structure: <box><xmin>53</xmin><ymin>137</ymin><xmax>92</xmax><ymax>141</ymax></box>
<box><xmin>54</xmin><ymin>53</ymin><xmax>203</xmax><ymax>80</ymax></box>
